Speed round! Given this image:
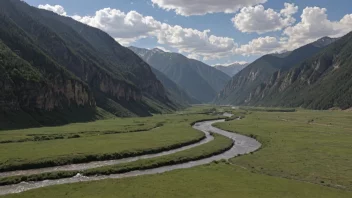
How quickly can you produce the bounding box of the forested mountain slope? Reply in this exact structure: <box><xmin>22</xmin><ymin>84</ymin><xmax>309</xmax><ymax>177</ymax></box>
<box><xmin>0</xmin><ymin>0</ymin><xmax>176</xmax><ymax>129</ymax></box>
<box><xmin>129</xmin><ymin>47</ymin><xmax>230</xmax><ymax>103</ymax></box>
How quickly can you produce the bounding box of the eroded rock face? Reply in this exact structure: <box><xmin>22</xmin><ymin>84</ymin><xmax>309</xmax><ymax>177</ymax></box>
<box><xmin>96</xmin><ymin>73</ymin><xmax>142</xmax><ymax>102</ymax></box>
<box><xmin>3</xmin><ymin>77</ymin><xmax>95</xmax><ymax>112</ymax></box>
<box><xmin>0</xmin><ymin>73</ymin><xmax>19</xmax><ymax>111</ymax></box>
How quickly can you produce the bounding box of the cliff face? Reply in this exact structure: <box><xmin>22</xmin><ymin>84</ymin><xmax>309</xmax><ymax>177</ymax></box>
<box><xmin>0</xmin><ymin>0</ymin><xmax>176</xmax><ymax>129</ymax></box>
<box><xmin>0</xmin><ymin>67</ymin><xmax>19</xmax><ymax>111</ymax></box>
<box><xmin>246</xmin><ymin>32</ymin><xmax>352</xmax><ymax>110</ymax></box>
<box><xmin>216</xmin><ymin>55</ymin><xmax>283</xmax><ymax>105</ymax></box>
<box><xmin>0</xmin><ymin>40</ymin><xmax>95</xmax><ymax>113</ymax></box>
<box><xmin>216</xmin><ymin>37</ymin><xmax>338</xmax><ymax>106</ymax></box>
<box><xmin>17</xmin><ymin>79</ymin><xmax>94</xmax><ymax>111</ymax></box>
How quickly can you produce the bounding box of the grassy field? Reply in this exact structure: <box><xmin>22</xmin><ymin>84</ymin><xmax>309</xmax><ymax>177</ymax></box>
<box><xmin>0</xmin><ymin>113</ymin><xmax>223</xmax><ymax>172</ymax></box>
<box><xmin>4</xmin><ymin>163</ymin><xmax>351</xmax><ymax>198</ymax></box>
<box><xmin>0</xmin><ymin>134</ymin><xmax>233</xmax><ymax>185</ymax></box>
<box><xmin>215</xmin><ymin>110</ymin><xmax>352</xmax><ymax>190</ymax></box>
<box><xmin>0</xmin><ymin>106</ymin><xmax>221</xmax><ymax>143</ymax></box>
<box><xmin>1</xmin><ymin>106</ymin><xmax>352</xmax><ymax>198</ymax></box>
<box><xmin>0</xmin><ymin>117</ymin><xmax>161</xmax><ymax>143</ymax></box>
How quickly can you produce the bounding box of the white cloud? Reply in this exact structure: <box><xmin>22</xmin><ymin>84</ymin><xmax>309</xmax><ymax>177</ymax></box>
<box><xmin>72</xmin><ymin>9</ymin><xmax>161</xmax><ymax>45</ymax></box>
<box><xmin>151</xmin><ymin>0</ymin><xmax>267</xmax><ymax>16</ymax></box>
<box><xmin>232</xmin><ymin>3</ymin><xmax>298</xmax><ymax>34</ymax></box>
<box><xmin>234</xmin><ymin>36</ymin><xmax>282</xmax><ymax>56</ymax></box>
<box><xmin>156</xmin><ymin>26</ymin><xmax>236</xmax><ymax>60</ymax></box>
<box><xmin>187</xmin><ymin>53</ymin><xmax>202</xmax><ymax>60</ymax></box>
<box><xmin>38</xmin><ymin>3</ymin><xmax>352</xmax><ymax>61</ymax></box>
<box><xmin>38</xmin><ymin>4</ymin><xmax>67</xmax><ymax>16</ymax></box>
<box><xmin>234</xmin><ymin>6</ymin><xmax>352</xmax><ymax>55</ymax></box>
<box><xmin>283</xmin><ymin>7</ymin><xmax>352</xmax><ymax>50</ymax></box>
<box><xmin>280</xmin><ymin>3</ymin><xmax>299</xmax><ymax>17</ymax></box>
<box><xmin>70</xmin><ymin>8</ymin><xmax>236</xmax><ymax>60</ymax></box>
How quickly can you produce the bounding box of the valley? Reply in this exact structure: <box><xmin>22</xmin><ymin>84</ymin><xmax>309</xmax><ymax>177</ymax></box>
<box><xmin>1</xmin><ymin>0</ymin><xmax>352</xmax><ymax>197</ymax></box>
<box><xmin>0</xmin><ymin>107</ymin><xmax>352</xmax><ymax>197</ymax></box>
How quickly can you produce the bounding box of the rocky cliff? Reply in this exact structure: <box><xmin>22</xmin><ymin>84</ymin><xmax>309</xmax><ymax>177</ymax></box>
<box><xmin>216</xmin><ymin>37</ymin><xmax>338</xmax><ymax>106</ymax></box>
<box><xmin>0</xmin><ymin>0</ymin><xmax>176</xmax><ymax>129</ymax></box>
<box><xmin>245</xmin><ymin>33</ymin><xmax>351</xmax><ymax>110</ymax></box>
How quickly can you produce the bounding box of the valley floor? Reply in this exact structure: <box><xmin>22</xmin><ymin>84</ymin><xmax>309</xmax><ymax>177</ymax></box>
<box><xmin>0</xmin><ymin>106</ymin><xmax>352</xmax><ymax>197</ymax></box>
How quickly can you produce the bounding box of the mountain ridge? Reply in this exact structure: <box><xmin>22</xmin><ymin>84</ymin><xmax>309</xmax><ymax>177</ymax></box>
<box><xmin>216</xmin><ymin>36</ymin><xmax>338</xmax><ymax>105</ymax></box>
<box><xmin>214</xmin><ymin>63</ymin><xmax>249</xmax><ymax>77</ymax></box>
<box><xmin>0</xmin><ymin>0</ymin><xmax>177</xmax><ymax>129</ymax></box>
<box><xmin>245</xmin><ymin>32</ymin><xmax>352</xmax><ymax>110</ymax></box>
<box><xmin>129</xmin><ymin>46</ymin><xmax>231</xmax><ymax>103</ymax></box>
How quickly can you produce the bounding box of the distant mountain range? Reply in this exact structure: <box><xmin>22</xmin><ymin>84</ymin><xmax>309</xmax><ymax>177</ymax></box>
<box><xmin>216</xmin><ymin>36</ymin><xmax>343</xmax><ymax>109</ymax></box>
<box><xmin>1</xmin><ymin>0</ymin><xmax>351</xmax><ymax>130</ymax></box>
<box><xmin>129</xmin><ymin>47</ymin><xmax>230</xmax><ymax>103</ymax></box>
<box><xmin>150</xmin><ymin>67</ymin><xmax>200</xmax><ymax>106</ymax></box>
<box><xmin>214</xmin><ymin>63</ymin><xmax>249</xmax><ymax>77</ymax></box>
<box><xmin>0</xmin><ymin>0</ymin><xmax>177</xmax><ymax>129</ymax></box>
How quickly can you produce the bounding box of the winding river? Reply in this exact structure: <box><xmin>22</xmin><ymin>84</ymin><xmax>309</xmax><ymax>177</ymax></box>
<box><xmin>0</xmin><ymin>118</ymin><xmax>261</xmax><ymax>196</ymax></box>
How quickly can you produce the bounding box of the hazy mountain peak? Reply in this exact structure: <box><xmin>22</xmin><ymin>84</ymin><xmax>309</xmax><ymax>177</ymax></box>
<box><xmin>151</xmin><ymin>48</ymin><xmax>165</xmax><ymax>53</ymax></box>
<box><xmin>313</xmin><ymin>36</ymin><xmax>339</xmax><ymax>48</ymax></box>
<box><xmin>214</xmin><ymin>62</ymin><xmax>249</xmax><ymax>77</ymax></box>
<box><xmin>129</xmin><ymin>46</ymin><xmax>231</xmax><ymax>103</ymax></box>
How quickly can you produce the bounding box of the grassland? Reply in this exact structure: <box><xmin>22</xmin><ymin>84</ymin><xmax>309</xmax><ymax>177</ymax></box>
<box><xmin>0</xmin><ymin>116</ymin><xmax>160</xmax><ymax>143</ymax></box>
<box><xmin>215</xmin><ymin>110</ymin><xmax>352</xmax><ymax>190</ymax></box>
<box><xmin>0</xmin><ymin>112</ymin><xmax>223</xmax><ymax>172</ymax></box>
<box><xmin>4</xmin><ymin>163</ymin><xmax>351</xmax><ymax>198</ymax></box>
<box><xmin>1</xmin><ymin>106</ymin><xmax>352</xmax><ymax>198</ymax></box>
<box><xmin>0</xmin><ymin>134</ymin><xmax>233</xmax><ymax>185</ymax></box>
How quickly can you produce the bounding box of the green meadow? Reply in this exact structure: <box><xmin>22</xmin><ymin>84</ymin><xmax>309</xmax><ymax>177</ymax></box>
<box><xmin>1</xmin><ymin>107</ymin><xmax>352</xmax><ymax>197</ymax></box>
<box><xmin>0</xmin><ymin>111</ymin><xmax>222</xmax><ymax>172</ymax></box>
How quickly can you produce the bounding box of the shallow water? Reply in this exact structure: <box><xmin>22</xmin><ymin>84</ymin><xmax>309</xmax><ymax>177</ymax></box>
<box><xmin>0</xmin><ymin>118</ymin><xmax>261</xmax><ymax>195</ymax></box>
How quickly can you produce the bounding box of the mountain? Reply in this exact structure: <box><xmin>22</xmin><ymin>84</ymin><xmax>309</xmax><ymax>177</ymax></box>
<box><xmin>216</xmin><ymin>37</ymin><xmax>338</xmax><ymax>105</ymax></box>
<box><xmin>214</xmin><ymin>63</ymin><xmax>249</xmax><ymax>77</ymax></box>
<box><xmin>150</xmin><ymin>67</ymin><xmax>199</xmax><ymax>106</ymax></box>
<box><xmin>244</xmin><ymin>32</ymin><xmax>352</xmax><ymax>110</ymax></box>
<box><xmin>0</xmin><ymin>0</ymin><xmax>176</xmax><ymax>129</ymax></box>
<box><xmin>129</xmin><ymin>47</ymin><xmax>231</xmax><ymax>103</ymax></box>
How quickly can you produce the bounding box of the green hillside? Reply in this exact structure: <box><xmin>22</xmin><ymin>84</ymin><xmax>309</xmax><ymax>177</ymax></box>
<box><xmin>0</xmin><ymin>0</ymin><xmax>177</xmax><ymax>129</ymax></box>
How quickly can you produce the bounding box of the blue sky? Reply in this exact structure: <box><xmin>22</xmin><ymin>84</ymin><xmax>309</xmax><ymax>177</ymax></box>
<box><xmin>25</xmin><ymin>0</ymin><xmax>352</xmax><ymax>66</ymax></box>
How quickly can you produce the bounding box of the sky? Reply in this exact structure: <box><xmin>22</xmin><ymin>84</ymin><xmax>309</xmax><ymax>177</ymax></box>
<box><xmin>24</xmin><ymin>0</ymin><xmax>352</xmax><ymax>66</ymax></box>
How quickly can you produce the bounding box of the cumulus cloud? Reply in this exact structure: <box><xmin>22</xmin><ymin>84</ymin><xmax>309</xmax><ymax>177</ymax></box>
<box><xmin>38</xmin><ymin>4</ymin><xmax>67</xmax><ymax>16</ymax></box>
<box><xmin>283</xmin><ymin>7</ymin><xmax>352</xmax><ymax>50</ymax></box>
<box><xmin>70</xmin><ymin>8</ymin><xmax>236</xmax><ymax>60</ymax></box>
<box><xmin>234</xmin><ymin>6</ymin><xmax>352</xmax><ymax>55</ymax></box>
<box><xmin>38</xmin><ymin>3</ymin><xmax>352</xmax><ymax>60</ymax></box>
<box><xmin>151</xmin><ymin>0</ymin><xmax>267</xmax><ymax>16</ymax></box>
<box><xmin>232</xmin><ymin>3</ymin><xmax>298</xmax><ymax>34</ymax></box>
<box><xmin>234</xmin><ymin>36</ymin><xmax>282</xmax><ymax>56</ymax></box>
<box><xmin>72</xmin><ymin>9</ymin><xmax>161</xmax><ymax>45</ymax></box>
<box><xmin>156</xmin><ymin>26</ymin><xmax>236</xmax><ymax>60</ymax></box>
